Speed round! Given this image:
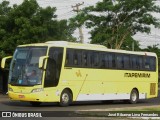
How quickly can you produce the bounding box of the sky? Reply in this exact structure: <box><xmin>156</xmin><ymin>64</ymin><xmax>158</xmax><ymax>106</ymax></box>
<box><xmin>2</xmin><ymin>0</ymin><xmax>160</xmax><ymax>48</ymax></box>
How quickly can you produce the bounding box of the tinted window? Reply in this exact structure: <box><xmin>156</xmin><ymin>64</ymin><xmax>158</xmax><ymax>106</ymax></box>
<box><xmin>150</xmin><ymin>57</ymin><xmax>156</xmax><ymax>71</ymax></box>
<box><xmin>100</xmin><ymin>53</ymin><xmax>109</xmax><ymax>68</ymax></box>
<box><xmin>117</xmin><ymin>54</ymin><xmax>124</xmax><ymax>69</ymax></box>
<box><xmin>108</xmin><ymin>53</ymin><xmax>116</xmax><ymax>68</ymax></box>
<box><xmin>131</xmin><ymin>55</ymin><xmax>137</xmax><ymax>69</ymax></box>
<box><xmin>124</xmin><ymin>55</ymin><xmax>130</xmax><ymax>69</ymax></box>
<box><xmin>137</xmin><ymin>56</ymin><xmax>143</xmax><ymax>70</ymax></box>
<box><xmin>73</xmin><ymin>50</ymin><xmax>82</xmax><ymax>66</ymax></box>
<box><xmin>65</xmin><ymin>49</ymin><xmax>156</xmax><ymax>71</ymax></box>
<box><xmin>45</xmin><ymin>47</ymin><xmax>63</xmax><ymax>87</ymax></box>
<box><xmin>93</xmin><ymin>52</ymin><xmax>99</xmax><ymax>67</ymax></box>
<box><xmin>144</xmin><ymin>57</ymin><xmax>150</xmax><ymax>70</ymax></box>
<box><xmin>82</xmin><ymin>51</ymin><xmax>88</xmax><ymax>67</ymax></box>
<box><xmin>65</xmin><ymin>49</ymin><xmax>73</xmax><ymax>66</ymax></box>
<box><xmin>104</xmin><ymin>53</ymin><xmax>109</xmax><ymax>68</ymax></box>
<box><xmin>88</xmin><ymin>51</ymin><xmax>93</xmax><ymax>67</ymax></box>
<box><xmin>65</xmin><ymin>49</ymin><xmax>91</xmax><ymax>68</ymax></box>
<box><xmin>81</xmin><ymin>50</ymin><xmax>93</xmax><ymax>68</ymax></box>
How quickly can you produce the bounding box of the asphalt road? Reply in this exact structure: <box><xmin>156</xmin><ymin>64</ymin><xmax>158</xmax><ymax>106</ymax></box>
<box><xmin>0</xmin><ymin>91</ymin><xmax>159</xmax><ymax>120</ymax></box>
<box><xmin>0</xmin><ymin>90</ymin><xmax>159</xmax><ymax>112</ymax></box>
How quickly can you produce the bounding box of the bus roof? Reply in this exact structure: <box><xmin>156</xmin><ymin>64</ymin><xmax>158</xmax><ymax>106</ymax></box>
<box><xmin>18</xmin><ymin>41</ymin><xmax>107</xmax><ymax>49</ymax></box>
<box><xmin>18</xmin><ymin>41</ymin><xmax>157</xmax><ymax>57</ymax></box>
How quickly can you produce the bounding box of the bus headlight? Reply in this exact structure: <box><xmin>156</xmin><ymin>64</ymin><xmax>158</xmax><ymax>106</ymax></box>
<box><xmin>31</xmin><ymin>88</ymin><xmax>43</xmax><ymax>93</ymax></box>
<box><xmin>8</xmin><ymin>87</ymin><xmax>13</xmax><ymax>92</ymax></box>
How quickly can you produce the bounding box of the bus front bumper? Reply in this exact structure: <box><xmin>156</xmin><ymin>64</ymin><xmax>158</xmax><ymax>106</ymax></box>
<box><xmin>8</xmin><ymin>92</ymin><xmax>48</xmax><ymax>102</ymax></box>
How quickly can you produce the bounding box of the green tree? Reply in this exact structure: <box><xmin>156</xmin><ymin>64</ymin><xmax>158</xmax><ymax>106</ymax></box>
<box><xmin>142</xmin><ymin>44</ymin><xmax>160</xmax><ymax>57</ymax></box>
<box><xmin>70</xmin><ymin>0</ymin><xmax>160</xmax><ymax>49</ymax></box>
<box><xmin>0</xmin><ymin>0</ymin><xmax>75</xmax><ymax>57</ymax></box>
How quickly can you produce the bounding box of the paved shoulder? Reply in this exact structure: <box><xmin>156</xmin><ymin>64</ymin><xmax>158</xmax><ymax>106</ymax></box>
<box><xmin>0</xmin><ymin>94</ymin><xmax>9</xmax><ymax>101</ymax></box>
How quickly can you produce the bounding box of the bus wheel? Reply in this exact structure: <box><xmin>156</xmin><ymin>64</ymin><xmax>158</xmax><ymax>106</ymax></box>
<box><xmin>30</xmin><ymin>102</ymin><xmax>41</xmax><ymax>107</ymax></box>
<box><xmin>59</xmin><ymin>89</ymin><xmax>72</xmax><ymax>107</ymax></box>
<box><xmin>129</xmin><ymin>89</ymin><xmax>139</xmax><ymax>104</ymax></box>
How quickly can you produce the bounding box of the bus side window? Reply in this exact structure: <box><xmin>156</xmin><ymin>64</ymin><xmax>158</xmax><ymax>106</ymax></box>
<box><xmin>112</xmin><ymin>54</ymin><xmax>116</xmax><ymax>68</ymax></box>
<box><xmin>150</xmin><ymin>57</ymin><xmax>156</xmax><ymax>71</ymax></box>
<box><xmin>82</xmin><ymin>51</ymin><xmax>92</xmax><ymax>68</ymax></box>
<box><xmin>124</xmin><ymin>55</ymin><xmax>130</xmax><ymax>69</ymax></box>
<box><xmin>144</xmin><ymin>57</ymin><xmax>150</xmax><ymax>70</ymax></box>
<box><xmin>93</xmin><ymin>52</ymin><xmax>99</xmax><ymax>68</ymax></box>
<box><xmin>135</xmin><ymin>56</ymin><xmax>140</xmax><ymax>69</ymax></box>
<box><xmin>108</xmin><ymin>54</ymin><xmax>112</xmax><ymax>68</ymax></box>
<box><xmin>73</xmin><ymin>50</ymin><xmax>81</xmax><ymax>67</ymax></box>
<box><xmin>108</xmin><ymin>53</ymin><xmax>116</xmax><ymax>69</ymax></box>
<box><xmin>117</xmin><ymin>54</ymin><xmax>124</xmax><ymax>69</ymax></box>
<box><xmin>73</xmin><ymin>51</ymin><xmax>78</xmax><ymax>65</ymax></box>
<box><xmin>100</xmin><ymin>53</ymin><xmax>108</xmax><ymax>68</ymax></box>
<box><xmin>65</xmin><ymin>49</ymin><xmax>73</xmax><ymax>67</ymax></box>
<box><xmin>104</xmin><ymin>53</ymin><xmax>109</xmax><ymax>68</ymax></box>
<box><xmin>65</xmin><ymin>53</ymin><xmax>69</xmax><ymax>65</ymax></box>
<box><xmin>82</xmin><ymin>51</ymin><xmax>88</xmax><ymax>67</ymax></box>
<box><xmin>87</xmin><ymin>51</ymin><xmax>92</xmax><ymax>67</ymax></box>
<box><xmin>131</xmin><ymin>55</ymin><xmax>138</xmax><ymax>70</ymax></box>
<box><xmin>138</xmin><ymin>56</ymin><xmax>143</xmax><ymax>70</ymax></box>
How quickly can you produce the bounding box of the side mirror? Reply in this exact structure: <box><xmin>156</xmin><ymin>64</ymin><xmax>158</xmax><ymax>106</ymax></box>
<box><xmin>1</xmin><ymin>56</ymin><xmax>13</xmax><ymax>69</ymax></box>
<box><xmin>39</xmin><ymin>56</ymin><xmax>49</xmax><ymax>69</ymax></box>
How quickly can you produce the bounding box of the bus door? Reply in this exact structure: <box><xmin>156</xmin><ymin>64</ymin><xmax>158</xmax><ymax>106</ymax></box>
<box><xmin>44</xmin><ymin>47</ymin><xmax>63</xmax><ymax>98</ymax></box>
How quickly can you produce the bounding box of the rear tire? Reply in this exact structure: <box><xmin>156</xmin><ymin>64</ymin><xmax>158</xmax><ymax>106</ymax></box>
<box><xmin>30</xmin><ymin>102</ymin><xmax>41</xmax><ymax>107</ymax></box>
<box><xmin>59</xmin><ymin>89</ymin><xmax>72</xmax><ymax>107</ymax></box>
<box><xmin>129</xmin><ymin>89</ymin><xmax>139</xmax><ymax>104</ymax></box>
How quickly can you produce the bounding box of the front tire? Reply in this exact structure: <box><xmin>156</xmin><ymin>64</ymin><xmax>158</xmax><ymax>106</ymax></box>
<box><xmin>59</xmin><ymin>89</ymin><xmax>72</xmax><ymax>107</ymax></box>
<box><xmin>129</xmin><ymin>89</ymin><xmax>139</xmax><ymax>104</ymax></box>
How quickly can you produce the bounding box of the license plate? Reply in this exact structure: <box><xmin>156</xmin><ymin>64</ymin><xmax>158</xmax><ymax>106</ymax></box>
<box><xmin>19</xmin><ymin>95</ymin><xmax>25</xmax><ymax>98</ymax></box>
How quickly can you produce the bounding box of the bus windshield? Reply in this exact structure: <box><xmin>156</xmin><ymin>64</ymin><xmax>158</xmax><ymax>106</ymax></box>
<box><xmin>9</xmin><ymin>47</ymin><xmax>47</xmax><ymax>86</ymax></box>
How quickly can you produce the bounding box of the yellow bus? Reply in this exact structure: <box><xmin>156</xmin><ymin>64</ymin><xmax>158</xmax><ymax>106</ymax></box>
<box><xmin>1</xmin><ymin>41</ymin><xmax>158</xmax><ymax>106</ymax></box>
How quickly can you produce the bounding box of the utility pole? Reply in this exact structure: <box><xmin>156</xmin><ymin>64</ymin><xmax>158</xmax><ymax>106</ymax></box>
<box><xmin>72</xmin><ymin>2</ymin><xmax>84</xmax><ymax>43</ymax></box>
<box><xmin>132</xmin><ymin>41</ymin><xmax>134</xmax><ymax>51</ymax></box>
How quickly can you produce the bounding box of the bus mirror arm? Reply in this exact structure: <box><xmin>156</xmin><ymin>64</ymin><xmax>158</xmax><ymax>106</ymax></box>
<box><xmin>1</xmin><ymin>56</ymin><xmax>13</xmax><ymax>69</ymax></box>
<box><xmin>39</xmin><ymin>56</ymin><xmax>49</xmax><ymax>69</ymax></box>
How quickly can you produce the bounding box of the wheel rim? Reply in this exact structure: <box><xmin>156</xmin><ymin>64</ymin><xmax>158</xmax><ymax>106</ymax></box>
<box><xmin>62</xmin><ymin>93</ymin><xmax>69</xmax><ymax>104</ymax></box>
<box><xmin>131</xmin><ymin>92</ymin><xmax>137</xmax><ymax>102</ymax></box>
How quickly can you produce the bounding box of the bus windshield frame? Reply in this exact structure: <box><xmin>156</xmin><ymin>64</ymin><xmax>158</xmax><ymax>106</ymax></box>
<box><xmin>9</xmin><ymin>46</ymin><xmax>47</xmax><ymax>86</ymax></box>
